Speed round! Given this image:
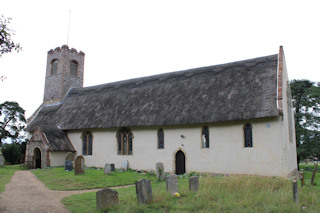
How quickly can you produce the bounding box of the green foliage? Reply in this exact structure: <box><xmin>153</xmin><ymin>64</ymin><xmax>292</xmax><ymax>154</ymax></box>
<box><xmin>0</xmin><ymin>101</ymin><xmax>26</xmax><ymax>146</ymax></box>
<box><xmin>62</xmin><ymin>175</ymin><xmax>320</xmax><ymax>213</ymax></box>
<box><xmin>0</xmin><ymin>15</ymin><xmax>22</xmax><ymax>57</ymax></box>
<box><xmin>32</xmin><ymin>167</ymin><xmax>156</xmax><ymax>190</ymax></box>
<box><xmin>290</xmin><ymin>80</ymin><xmax>320</xmax><ymax>162</ymax></box>
<box><xmin>1</xmin><ymin>142</ymin><xmax>21</xmax><ymax>164</ymax></box>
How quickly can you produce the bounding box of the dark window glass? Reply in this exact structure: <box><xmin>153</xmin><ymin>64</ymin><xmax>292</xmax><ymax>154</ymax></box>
<box><xmin>82</xmin><ymin>132</ymin><xmax>93</xmax><ymax>155</ymax></box>
<box><xmin>244</xmin><ymin>123</ymin><xmax>253</xmax><ymax>148</ymax></box>
<box><xmin>51</xmin><ymin>60</ymin><xmax>58</xmax><ymax>75</ymax></box>
<box><xmin>158</xmin><ymin>128</ymin><xmax>164</xmax><ymax>149</ymax></box>
<box><xmin>202</xmin><ymin>126</ymin><xmax>209</xmax><ymax>148</ymax></box>
<box><xmin>117</xmin><ymin>128</ymin><xmax>133</xmax><ymax>155</ymax></box>
<box><xmin>70</xmin><ymin>61</ymin><xmax>78</xmax><ymax>76</ymax></box>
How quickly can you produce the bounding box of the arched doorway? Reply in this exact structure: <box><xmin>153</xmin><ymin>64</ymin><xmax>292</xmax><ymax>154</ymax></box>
<box><xmin>175</xmin><ymin>150</ymin><xmax>185</xmax><ymax>175</ymax></box>
<box><xmin>33</xmin><ymin>147</ymin><xmax>41</xmax><ymax>169</ymax></box>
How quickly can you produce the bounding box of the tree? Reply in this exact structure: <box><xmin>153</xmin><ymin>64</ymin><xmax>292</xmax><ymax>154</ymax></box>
<box><xmin>0</xmin><ymin>14</ymin><xmax>22</xmax><ymax>57</ymax></box>
<box><xmin>290</xmin><ymin>80</ymin><xmax>320</xmax><ymax>163</ymax></box>
<box><xmin>0</xmin><ymin>101</ymin><xmax>26</xmax><ymax>146</ymax></box>
<box><xmin>1</xmin><ymin>142</ymin><xmax>21</xmax><ymax>164</ymax></box>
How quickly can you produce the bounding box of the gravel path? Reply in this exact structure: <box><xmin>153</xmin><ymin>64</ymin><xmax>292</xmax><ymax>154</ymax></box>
<box><xmin>0</xmin><ymin>170</ymin><xmax>132</xmax><ymax>213</ymax></box>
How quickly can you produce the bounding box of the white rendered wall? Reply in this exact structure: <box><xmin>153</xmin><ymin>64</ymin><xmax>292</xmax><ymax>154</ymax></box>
<box><xmin>67</xmin><ymin>117</ymin><xmax>292</xmax><ymax>177</ymax></box>
<box><xmin>49</xmin><ymin>152</ymin><xmax>69</xmax><ymax>167</ymax></box>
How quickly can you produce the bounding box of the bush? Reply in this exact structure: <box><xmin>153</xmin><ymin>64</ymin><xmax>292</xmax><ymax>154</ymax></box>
<box><xmin>2</xmin><ymin>142</ymin><xmax>21</xmax><ymax>164</ymax></box>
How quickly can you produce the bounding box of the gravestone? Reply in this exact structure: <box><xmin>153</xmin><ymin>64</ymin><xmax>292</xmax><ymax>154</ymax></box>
<box><xmin>96</xmin><ymin>188</ymin><xmax>119</xmax><ymax>210</ymax></box>
<box><xmin>0</xmin><ymin>155</ymin><xmax>4</xmax><ymax>167</ymax></box>
<box><xmin>156</xmin><ymin>162</ymin><xmax>165</xmax><ymax>181</ymax></box>
<box><xmin>75</xmin><ymin>156</ymin><xmax>85</xmax><ymax>175</ymax></box>
<box><xmin>111</xmin><ymin>163</ymin><xmax>115</xmax><ymax>172</ymax></box>
<box><xmin>189</xmin><ymin>176</ymin><xmax>199</xmax><ymax>191</ymax></box>
<box><xmin>166</xmin><ymin>174</ymin><xmax>178</xmax><ymax>193</ymax></box>
<box><xmin>135</xmin><ymin>179</ymin><xmax>153</xmax><ymax>204</ymax></box>
<box><xmin>121</xmin><ymin>160</ymin><xmax>129</xmax><ymax>170</ymax></box>
<box><xmin>104</xmin><ymin>164</ymin><xmax>112</xmax><ymax>175</ymax></box>
<box><xmin>65</xmin><ymin>152</ymin><xmax>75</xmax><ymax>161</ymax></box>
<box><xmin>65</xmin><ymin>160</ymin><xmax>73</xmax><ymax>171</ymax></box>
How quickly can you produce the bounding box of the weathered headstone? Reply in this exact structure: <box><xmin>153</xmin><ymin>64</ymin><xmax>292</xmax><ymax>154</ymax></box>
<box><xmin>166</xmin><ymin>174</ymin><xmax>178</xmax><ymax>193</ymax></box>
<box><xmin>65</xmin><ymin>160</ymin><xmax>73</xmax><ymax>171</ymax></box>
<box><xmin>111</xmin><ymin>163</ymin><xmax>115</xmax><ymax>172</ymax></box>
<box><xmin>0</xmin><ymin>155</ymin><xmax>4</xmax><ymax>167</ymax></box>
<box><xmin>292</xmin><ymin>180</ymin><xmax>299</xmax><ymax>204</ymax></box>
<box><xmin>135</xmin><ymin>179</ymin><xmax>153</xmax><ymax>204</ymax></box>
<box><xmin>75</xmin><ymin>155</ymin><xmax>85</xmax><ymax>175</ymax></box>
<box><xmin>189</xmin><ymin>176</ymin><xmax>199</xmax><ymax>191</ymax></box>
<box><xmin>121</xmin><ymin>160</ymin><xmax>129</xmax><ymax>170</ymax></box>
<box><xmin>104</xmin><ymin>164</ymin><xmax>112</xmax><ymax>175</ymax></box>
<box><xmin>156</xmin><ymin>162</ymin><xmax>164</xmax><ymax>181</ymax></box>
<box><xmin>96</xmin><ymin>188</ymin><xmax>119</xmax><ymax>210</ymax></box>
<box><xmin>65</xmin><ymin>152</ymin><xmax>75</xmax><ymax>161</ymax></box>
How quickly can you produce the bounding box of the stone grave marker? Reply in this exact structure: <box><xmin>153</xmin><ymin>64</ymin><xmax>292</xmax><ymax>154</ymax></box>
<box><xmin>65</xmin><ymin>160</ymin><xmax>73</xmax><ymax>171</ymax></box>
<box><xmin>156</xmin><ymin>162</ymin><xmax>165</xmax><ymax>181</ymax></box>
<box><xmin>111</xmin><ymin>163</ymin><xmax>115</xmax><ymax>172</ymax></box>
<box><xmin>0</xmin><ymin>155</ymin><xmax>4</xmax><ymax>167</ymax></box>
<box><xmin>121</xmin><ymin>160</ymin><xmax>129</xmax><ymax>170</ymax></box>
<box><xmin>135</xmin><ymin>179</ymin><xmax>153</xmax><ymax>204</ymax></box>
<box><xmin>96</xmin><ymin>188</ymin><xmax>119</xmax><ymax>210</ymax></box>
<box><xmin>166</xmin><ymin>174</ymin><xmax>178</xmax><ymax>193</ymax></box>
<box><xmin>104</xmin><ymin>164</ymin><xmax>112</xmax><ymax>175</ymax></box>
<box><xmin>189</xmin><ymin>176</ymin><xmax>199</xmax><ymax>191</ymax></box>
<box><xmin>65</xmin><ymin>152</ymin><xmax>75</xmax><ymax>161</ymax></box>
<box><xmin>75</xmin><ymin>155</ymin><xmax>85</xmax><ymax>175</ymax></box>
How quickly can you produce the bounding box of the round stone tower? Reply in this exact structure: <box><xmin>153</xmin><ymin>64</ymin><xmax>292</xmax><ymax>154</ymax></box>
<box><xmin>43</xmin><ymin>45</ymin><xmax>85</xmax><ymax>104</ymax></box>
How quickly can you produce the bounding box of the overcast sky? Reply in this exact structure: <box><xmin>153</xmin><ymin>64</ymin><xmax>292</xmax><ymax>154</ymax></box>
<box><xmin>1</xmin><ymin>0</ymin><xmax>320</xmax><ymax>118</ymax></box>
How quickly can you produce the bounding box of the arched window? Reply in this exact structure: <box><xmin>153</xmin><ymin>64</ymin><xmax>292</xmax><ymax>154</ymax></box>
<box><xmin>158</xmin><ymin>128</ymin><xmax>164</xmax><ymax>149</ymax></box>
<box><xmin>244</xmin><ymin>123</ymin><xmax>253</xmax><ymax>148</ymax></box>
<box><xmin>82</xmin><ymin>131</ymin><xmax>93</xmax><ymax>155</ymax></box>
<box><xmin>70</xmin><ymin>61</ymin><xmax>78</xmax><ymax>76</ymax></box>
<box><xmin>117</xmin><ymin>128</ymin><xmax>133</xmax><ymax>155</ymax></box>
<box><xmin>202</xmin><ymin>126</ymin><xmax>209</xmax><ymax>148</ymax></box>
<box><xmin>51</xmin><ymin>59</ymin><xmax>58</xmax><ymax>75</ymax></box>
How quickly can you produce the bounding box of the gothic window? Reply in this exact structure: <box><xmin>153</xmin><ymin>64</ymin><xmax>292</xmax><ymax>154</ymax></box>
<box><xmin>202</xmin><ymin>126</ymin><xmax>209</xmax><ymax>148</ymax></box>
<box><xmin>70</xmin><ymin>61</ymin><xmax>78</xmax><ymax>76</ymax></box>
<box><xmin>51</xmin><ymin>59</ymin><xmax>58</xmax><ymax>75</ymax></box>
<box><xmin>117</xmin><ymin>128</ymin><xmax>133</xmax><ymax>155</ymax></box>
<box><xmin>82</xmin><ymin>131</ymin><xmax>93</xmax><ymax>155</ymax></box>
<box><xmin>158</xmin><ymin>128</ymin><xmax>164</xmax><ymax>149</ymax></box>
<box><xmin>244</xmin><ymin>123</ymin><xmax>253</xmax><ymax>148</ymax></box>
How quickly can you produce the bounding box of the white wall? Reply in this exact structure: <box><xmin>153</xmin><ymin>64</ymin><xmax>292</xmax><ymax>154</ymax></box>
<box><xmin>49</xmin><ymin>152</ymin><xmax>69</xmax><ymax>167</ymax></box>
<box><xmin>66</xmin><ymin>117</ymin><xmax>293</xmax><ymax>177</ymax></box>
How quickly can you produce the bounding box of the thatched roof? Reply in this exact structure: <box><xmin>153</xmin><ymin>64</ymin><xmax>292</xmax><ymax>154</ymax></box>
<box><xmin>39</xmin><ymin>125</ymin><xmax>75</xmax><ymax>151</ymax></box>
<box><xmin>27</xmin><ymin>54</ymin><xmax>280</xmax><ymax>131</ymax></box>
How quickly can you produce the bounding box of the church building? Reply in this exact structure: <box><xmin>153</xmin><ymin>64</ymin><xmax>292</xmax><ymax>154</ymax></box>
<box><xmin>26</xmin><ymin>45</ymin><xmax>297</xmax><ymax>177</ymax></box>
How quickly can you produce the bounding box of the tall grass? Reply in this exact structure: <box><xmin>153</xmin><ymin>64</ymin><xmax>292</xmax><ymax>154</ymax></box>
<box><xmin>63</xmin><ymin>174</ymin><xmax>320</xmax><ymax>213</ymax></box>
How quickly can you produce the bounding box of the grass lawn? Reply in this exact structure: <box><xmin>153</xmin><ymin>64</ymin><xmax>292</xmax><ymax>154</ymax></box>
<box><xmin>62</xmin><ymin>173</ymin><xmax>320</xmax><ymax>213</ymax></box>
<box><xmin>32</xmin><ymin>167</ymin><xmax>156</xmax><ymax>190</ymax></box>
<box><xmin>0</xmin><ymin>165</ymin><xmax>27</xmax><ymax>197</ymax></box>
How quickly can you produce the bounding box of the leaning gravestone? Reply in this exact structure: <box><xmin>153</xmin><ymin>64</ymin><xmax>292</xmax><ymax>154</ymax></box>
<box><xmin>166</xmin><ymin>174</ymin><xmax>178</xmax><ymax>193</ymax></box>
<box><xmin>156</xmin><ymin>162</ymin><xmax>164</xmax><ymax>181</ymax></box>
<box><xmin>104</xmin><ymin>164</ymin><xmax>112</xmax><ymax>175</ymax></box>
<box><xmin>96</xmin><ymin>188</ymin><xmax>119</xmax><ymax>210</ymax></box>
<box><xmin>0</xmin><ymin>155</ymin><xmax>4</xmax><ymax>167</ymax></box>
<box><xmin>121</xmin><ymin>160</ymin><xmax>129</xmax><ymax>170</ymax></box>
<box><xmin>135</xmin><ymin>179</ymin><xmax>153</xmax><ymax>204</ymax></box>
<box><xmin>189</xmin><ymin>176</ymin><xmax>199</xmax><ymax>191</ymax></box>
<box><xmin>75</xmin><ymin>156</ymin><xmax>85</xmax><ymax>175</ymax></box>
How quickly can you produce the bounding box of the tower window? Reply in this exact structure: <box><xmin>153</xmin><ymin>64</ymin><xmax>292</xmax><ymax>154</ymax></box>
<box><xmin>70</xmin><ymin>61</ymin><xmax>78</xmax><ymax>76</ymax></box>
<box><xmin>117</xmin><ymin>128</ymin><xmax>133</xmax><ymax>155</ymax></box>
<box><xmin>244</xmin><ymin>123</ymin><xmax>253</xmax><ymax>148</ymax></box>
<box><xmin>51</xmin><ymin>59</ymin><xmax>58</xmax><ymax>75</ymax></box>
<box><xmin>202</xmin><ymin>126</ymin><xmax>209</xmax><ymax>148</ymax></box>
